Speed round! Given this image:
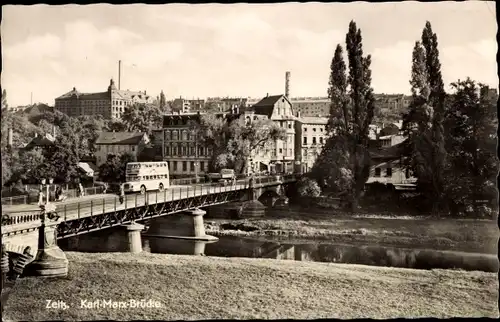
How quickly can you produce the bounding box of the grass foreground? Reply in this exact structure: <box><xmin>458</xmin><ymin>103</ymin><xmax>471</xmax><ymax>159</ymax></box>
<box><xmin>5</xmin><ymin>252</ymin><xmax>499</xmax><ymax>320</ymax></box>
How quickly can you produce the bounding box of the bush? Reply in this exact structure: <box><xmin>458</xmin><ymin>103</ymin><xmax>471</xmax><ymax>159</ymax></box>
<box><xmin>297</xmin><ymin>177</ymin><xmax>321</xmax><ymax>198</ymax></box>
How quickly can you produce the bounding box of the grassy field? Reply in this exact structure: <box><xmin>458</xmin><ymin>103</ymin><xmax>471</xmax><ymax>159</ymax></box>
<box><xmin>205</xmin><ymin>208</ymin><xmax>499</xmax><ymax>254</ymax></box>
<box><xmin>5</xmin><ymin>252</ymin><xmax>499</xmax><ymax>320</ymax></box>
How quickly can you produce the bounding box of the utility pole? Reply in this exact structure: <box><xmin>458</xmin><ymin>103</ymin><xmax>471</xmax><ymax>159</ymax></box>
<box><xmin>30</xmin><ymin>92</ymin><xmax>33</xmax><ymax>105</ymax></box>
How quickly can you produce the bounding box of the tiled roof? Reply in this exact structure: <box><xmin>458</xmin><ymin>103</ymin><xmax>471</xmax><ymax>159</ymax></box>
<box><xmin>25</xmin><ymin>134</ymin><xmax>56</xmax><ymax>148</ymax></box>
<box><xmin>298</xmin><ymin>116</ymin><xmax>328</xmax><ymax>124</ymax></box>
<box><xmin>95</xmin><ymin>132</ymin><xmax>146</xmax><ymax>145</ymax></box>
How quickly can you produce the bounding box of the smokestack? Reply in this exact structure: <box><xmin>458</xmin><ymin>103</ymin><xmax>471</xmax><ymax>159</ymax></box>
<box><xmin>285</xmin><ymin>71</ymin><xmax>290</xmax><ymax>98</ymax></box>
<box><xmin>8</xmin><ymin>128</ymin><xmax>13</xmax><ymax>147</ymax></box>
<box><xmin>118</xmin><ymin>60</ymin><xmax>121</xmax><ymax>90</ymax></box>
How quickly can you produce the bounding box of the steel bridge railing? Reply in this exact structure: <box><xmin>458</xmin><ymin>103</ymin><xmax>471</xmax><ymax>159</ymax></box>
<box><xmin>2</xmin><ymin>175</ymin><xmax>297</xmax><ymax>228</ymax></box>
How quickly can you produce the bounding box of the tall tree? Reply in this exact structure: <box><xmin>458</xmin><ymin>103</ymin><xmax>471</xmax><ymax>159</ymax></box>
<box><xmin>312</xmin><ymin>21</ymin><xmax>375</xmax><ymax>209</ymax></box>
<box><xmin>159</xmin><ymin>90</ymin><xmax>166</xmax><ymax>111</ymax></box>
<box><xmin>402</xmin><ymin>21</ymin><xmax>447</xmax><ymax>214</ymax></box>
<box><xmin>443</xmin><ymin>79</ymin><xmax>498</xmax><ymax>215</ymax></box>
<box><xmin>2</xmin><ymin>89</ymin><xmax>8</xmax><ymax>110</ymax></box>
<box><xmin>190</xmin><ymin>114</ymin><xmax>286</xmax><ymax>174</ymax></box>
<box><xmin>98</xmin><ymin>152</ymin><xmax>137</xmax><ymax>183</ymax></box>
<box><xmin>121</xmin><ymin>103</ymin><xmax>163</xmax><ymax>135</ymax></box>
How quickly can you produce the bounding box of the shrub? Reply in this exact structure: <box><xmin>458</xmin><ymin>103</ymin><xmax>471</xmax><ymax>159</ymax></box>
<box><xmin>297</xmin><ymin>177</ymin><xmax>321</xmax><ymax>198</ymax></box>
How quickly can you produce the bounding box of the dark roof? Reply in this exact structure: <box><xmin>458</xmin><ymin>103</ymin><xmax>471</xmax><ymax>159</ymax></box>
<box><xmin>22</xmin><ymin>104</ymin><xmax>54</xmax><ymax>116</ymax></box>
<box><xmin>369</xmin><ymin>141</ymin><xmax>406</xmax><ymax>160</ymax></box>
<box><xmin>95</xmin><ymin>132</ymin><xmax>146</xmax><ymax>145</ymax></box>
<box><xmin>25</xmin><ymin>134</ymin><xmax>56</xmax><ymax>149</ymax></box>
<box><xmin>251</xmin><ymin>94</ymin><xmax>286</xmax><ymax>117</ymax></box>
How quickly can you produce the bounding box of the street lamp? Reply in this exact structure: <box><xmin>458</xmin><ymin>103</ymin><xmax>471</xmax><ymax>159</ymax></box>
<box><xmin>40</xmin><ymin>178</ymin><xmax>53</xmax><ymax>204</ymax></box>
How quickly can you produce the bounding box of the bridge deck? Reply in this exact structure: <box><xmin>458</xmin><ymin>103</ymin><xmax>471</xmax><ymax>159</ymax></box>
<box><xmin>2</xmin><ymin>176</ymin><xmax>296</xmax><ymax>235</ymax></box>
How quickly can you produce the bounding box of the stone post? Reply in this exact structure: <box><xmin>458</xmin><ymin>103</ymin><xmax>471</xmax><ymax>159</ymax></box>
<box><xmin>26</xmin><ymin>204</ymin><xmax>69</xmax><ymax>277</ymax></box>
<box><xmin>124</xmin><ymin>222</ymin><xmax>144</xmax><ymax>253</ymax></box>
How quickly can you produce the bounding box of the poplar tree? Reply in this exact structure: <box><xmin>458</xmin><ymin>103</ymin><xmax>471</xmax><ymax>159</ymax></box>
<box><xmin>312</xmin><ymin>21</ymin><xmax>375</xmax><ymax>210</ymax></box>
<box><xmin>402</xmin><ymin>21</ymin><xmax>447</xmax><ymax>214</ymax></box>
<box><xmin>159</xmin><ymin>90</ymin><xmax>166</xmax><ymax>111</ymax></box>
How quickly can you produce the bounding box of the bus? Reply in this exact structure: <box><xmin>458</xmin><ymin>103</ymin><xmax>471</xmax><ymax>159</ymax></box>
<box><xmin>123</xmin><ymin>162</ymin><xmax>170</xmax><ymax>194</ymax></box>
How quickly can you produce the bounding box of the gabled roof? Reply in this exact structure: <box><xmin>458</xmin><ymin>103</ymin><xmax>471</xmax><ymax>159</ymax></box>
<box><xmin>250</xmin><ymin>94</ymin><xmax>290</xmax><ymax>117</ymax></box>
<box><xmin>25</xmin><ymin>134</ymin><xmax>56</xmax><ymax>148</ymax></box>
<box><xmin>56</xmin><ymin>88</ymin><xmax>110</xmax><ymax>100</ymax></box>
<box><xmin>95</xmin><ymin>132</ymin><xmax>146</xmax><ymax>145</ymax></box>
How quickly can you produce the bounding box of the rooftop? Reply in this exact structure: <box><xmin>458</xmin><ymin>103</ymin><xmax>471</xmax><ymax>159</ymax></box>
<box><xmin>298</xmin><ymin>116</ymin><xmax>328</xmax><ymax>124</ymax></box>
<box><xmin>95</xmin><ymin>132</ymin><xmax>146</xmax><ymax>145</ymax></box>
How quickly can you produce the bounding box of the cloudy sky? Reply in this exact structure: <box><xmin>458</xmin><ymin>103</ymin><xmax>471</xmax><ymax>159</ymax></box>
<box><xmin>2</xmin><ymin>2</ymin><xmax>497</xmax><ymax>107</ymax></box>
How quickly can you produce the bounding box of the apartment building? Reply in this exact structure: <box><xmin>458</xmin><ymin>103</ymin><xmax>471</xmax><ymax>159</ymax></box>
<box><xmin>171</xmin><ymin>97</ymin><xmax>206</xmax><ymax>113</ymax></box>
<box><xmin>249</xmin><ymin>94</ymin><xmax>296</xmax><ymax>173</ymax></box>
<box><xmin>294</xmin><ymin>115</ymin><xmax>329</xmax><ymax>173</ymax></box>
<box><xmin>291</xmin><ymin>97</ymin><xmax>330</xmax><ymax>117</ymax></box>
<box><xmin>55</xmin><ymin>79</ymin><xmax>153</xmax><ymax>120</ymax></box>
<box><xmin>152</xmin><ymin>112</ymin><xmax>215</xmax><ymax>177</ymax></box>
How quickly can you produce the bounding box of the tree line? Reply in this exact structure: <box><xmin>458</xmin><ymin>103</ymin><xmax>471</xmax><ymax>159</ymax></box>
<box><xmin>311</xmin><ymin>20</ymin><xmax>497</xmax><ymax>217</ymax></box>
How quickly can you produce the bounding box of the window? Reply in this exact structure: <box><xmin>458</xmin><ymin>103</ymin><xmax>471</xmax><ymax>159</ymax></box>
<box><xmin>289</xmin><ymin>149</ymin><xmax>292</xmax><ymax>156</ymax></box>
<box><xmin>320</xmin><ymin>137</ymin><xmax>323</xmax><ymax>144</ymax></box>
<box><xmin>190</xmin><ymin>162</ymin><xmax>195</xmax><ymax>171</ymax></box>
<box><xmin>303</xmin><ymin>137</ymin><xmax>307</xmax><ymax>145</ymax></box>
<box><xmin>131</xmin><ymin>146</ymin><xmax>135</xmax><ymax>152</ymax></box>
<box><xmin>182</xmin><ymin>161</ymin><xmax>187</xmax><ymax>171</ymax></box>
<box><xmin>165</xmin><ymin>146</ymin><xmax>170</xmax><ymax>156</ymax></box>
<box><xmin>312</xmin><ymin>137</ymin><xmax>317</xmax><ymax>145</ymax></box>
<box><xmin>200</xmin><ymin>161</ymin><xmax>204</xmax><ymax>171</ymax></box>
<box><xmin>182</xmin><ymin>146</ymin><xmax>186</xmax><ymax>156</ymax></box>
<box><xmin>313</xmin><ymin>128</ymin><xmax>316</xmax><ymax>132</ymax></box>
<box><xmin>198</xmin><ymin>147</ymin><xmax>204</xmax><ymax>156</ymax></box>
<box><xmin>386</xmin><ymin>168</ymin><xmax>392</xmax><ymax>177</ymax></box>
<box><xmin>304</xmin><ymin>128</ymin><xmax>308</xmax><ymax>132</ymax></box>
<box><xmin>374</xmin><ymin>168</ymin><xmax>381</xmax><ymax>177</ymax></box>
<box><xmin>173</xmin><ymin>162</ymin><xmax>178</xmax><ymax>171</ymax></box>
<box><xmin>279</xmin><ymin>148</ymin><xmax>283</xmax><ymax>154</ymax></box>
<box><xmin>288</xmin><ymin>122</ymin><xmax>292</xmax><ymax>129</ymax></box>
<box><xmin>191</xmin><ymin>146</ymin><xmax>195</xmax><ymax>155</ymax></box>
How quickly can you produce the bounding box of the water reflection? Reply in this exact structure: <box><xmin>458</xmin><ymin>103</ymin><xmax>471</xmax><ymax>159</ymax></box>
<box><xmin>145</xmin><ymin>235</ymin><xmax>498</xmax><ymax>272</ymax></box>
<box><xmin>144</xmin><ymin>237</ymin><xmax>217</xmax><ymax>255</ymax></box>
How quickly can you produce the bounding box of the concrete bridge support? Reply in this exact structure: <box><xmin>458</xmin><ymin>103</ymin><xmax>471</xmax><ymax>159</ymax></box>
<box><xmin>146</xmin><ymin>209</ymin><xmax>218</xmax><ymax>241</ymax></box>
<box><xmin>26</xmin><ymin>205</ymin><xmax>68</xmax><ymax>277</ymax></box>
<box><xmin>125</xmin><ymin>222</ymin><xmax>144</xmax><ymax>253</ymax></box>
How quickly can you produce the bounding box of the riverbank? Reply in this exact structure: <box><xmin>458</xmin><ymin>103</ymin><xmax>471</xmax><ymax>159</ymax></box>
<box><xmin>205</xmin><ymin>208</ymin><xmax>499</xmax><ymax>254</ymax></box>
<box><xmin>5</xmin><ymin>252</ymin><xmax>498</xmax><ymax>320</ymax></box>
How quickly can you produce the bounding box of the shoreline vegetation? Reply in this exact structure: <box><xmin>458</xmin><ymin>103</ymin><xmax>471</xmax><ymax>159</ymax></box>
<box><xmin>204</xmin><ymin>206</ymin><xmax>499</xmax><ymax>254</ymax></box>
<box><xmin>6</xmin><ymin>252</ymin><xmax>499</xmax><ymax>320</ymax></box>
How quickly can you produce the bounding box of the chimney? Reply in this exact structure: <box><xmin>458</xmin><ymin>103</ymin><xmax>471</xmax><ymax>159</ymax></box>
<box><xmin>7</xmin><ymin>128</ymin><xmax>13</xmax><ymax>147</ymax></box>
<box><xmin>266</xmin><ymin>93</ymin><xmax>269</xmax><ymax>98</ymax></box>
<box><xmin>285</xmin><ymin>71</ymin><xmax>290</xmax><ymax>98</ymax></box>
<box><xmin>118</xmin><ymin>60</ymin><xmax>121</xmax><ymax>90</ymax></box>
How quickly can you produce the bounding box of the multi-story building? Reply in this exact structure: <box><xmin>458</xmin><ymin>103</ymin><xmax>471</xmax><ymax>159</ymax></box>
<box><xmin>95</xmin><ymin>131</ymin><xmax>150</xmax><ymax>166</ymax></box>
<box><xmin>55</xmin><ymin>79</ymin><xmax>153</xmax><ymax>120</ymax></box>
<box><xmin>206</xmin><ymin>97</ymin><xmax>247</xmax><ymax>113</ymax></box>
<box><xmin>291</xmin><ymin>97</ymin><xmax>330</xmax><ymax>117</ymax></box>
<box><xmin>152</xmin><ymin>112</ymin><xmax>215</xmax><ymax>178</ymax></box>
<box><xmin>294</xmin><ymin>115</ymin><xmax>329</xmax><ymax>173</ymax></box>
<box><xmin>171</xmin><ymin>97</ymin><xmax>206</xmax><ymax>113</ymax></box>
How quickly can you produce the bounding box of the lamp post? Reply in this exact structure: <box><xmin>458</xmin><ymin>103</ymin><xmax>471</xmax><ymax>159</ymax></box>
<box><xmin>41</xmin><ymin>178</ymin><xmax>54</xmax><ymax>204</ymax></box>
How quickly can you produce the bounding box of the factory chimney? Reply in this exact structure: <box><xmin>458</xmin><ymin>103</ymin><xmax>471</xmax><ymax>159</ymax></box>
<box><xmin>285</xmin><ymin>71</ymin><xmax>291</xmax><ymax>99</ymax></box>
<box><xmin>118</xmin><ymin>60</ymin><xmax>122</xmax><ymax>90</ymax></box>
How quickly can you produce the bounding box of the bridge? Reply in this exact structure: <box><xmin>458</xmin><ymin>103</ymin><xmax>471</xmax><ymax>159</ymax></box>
<box><xmin>1</xmin><ymin>175</ymin><xmax>297</xmax><ymax>277</ymax></box>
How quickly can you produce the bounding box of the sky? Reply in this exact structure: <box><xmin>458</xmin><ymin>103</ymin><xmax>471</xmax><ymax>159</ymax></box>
<box><xmin>1</xmin><ymin>2</ymin><xmax>498</xmax><ymax>107</ymax></box>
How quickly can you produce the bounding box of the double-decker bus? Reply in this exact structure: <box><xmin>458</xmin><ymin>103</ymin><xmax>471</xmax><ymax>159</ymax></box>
<box><xmin>123</xmin><ymin>162</ymin><xmax>170</xmax><ymax>194</ymax></box>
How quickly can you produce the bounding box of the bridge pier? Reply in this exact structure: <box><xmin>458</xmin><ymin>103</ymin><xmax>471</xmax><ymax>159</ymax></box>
<box><xmin>124</xmin><ymin>222</ymin><xmax>144</xmax><ymax>253</ymax></box>
<box><xmin>146</xmin><ymin>208</ymin><xmax>218</xmax><ymax>241</ymax></box>
<box><xmin>26</xmin><ymin>204</ymin><xmax>68</xmax><ymax>277</ymax></box>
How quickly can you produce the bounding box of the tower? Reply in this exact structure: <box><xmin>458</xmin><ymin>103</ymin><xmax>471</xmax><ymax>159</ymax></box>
<box><xmin>118</xmin><ymin>60</ymin><xmax>121</xmax><ymax>90</ymax></box>
<box><xmin>285</xmin><ymin>71</ymin><xmax>290</xmax><ymax>98</ymax></box>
